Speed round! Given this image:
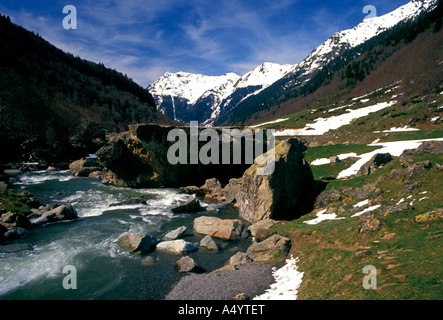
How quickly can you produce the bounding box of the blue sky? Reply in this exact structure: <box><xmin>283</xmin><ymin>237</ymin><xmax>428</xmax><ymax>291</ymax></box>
<box><xmin>0</xmin><ymin>0</ymin><xmax>410</xmax><ymax>87</ymax></box>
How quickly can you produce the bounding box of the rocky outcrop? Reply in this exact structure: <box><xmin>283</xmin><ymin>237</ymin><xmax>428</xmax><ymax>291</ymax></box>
<box><xmin>245</xmin><ymin>234</ymin><xmax>291</xmax><ymax>263</ymax></box>
<box><xmin>413</xmin><ymin>208</ymin><xmax>443</xmax><ymax>223</ymax></box>
<box><xmin>193</xmin><ymin>216</ymin><xmax>249</xmax><ymax>240</ymax></box>
<box><xmin>117</xmin><ymin>233</ymin><xmax>157</xmax><ymax>253</ymax></box>
<box><xmin>236</xmin><ymin>138</ymin><xmax>314</xmax><ymax>223</ymax></box>
<box><xmin>343</xmin><ymin>183</ymin><xmax>381</xmax><ymax>201</ymax></box>
<box><xmin>96</xmin><ymin>124</ymin><xmax>251</xmax><ymax>188</ymax></box>
<box><xmin>415</xmin><ymin>141</ymin><xmax>443</xmax><ymax>154</ymax></box>
<box><xmin>357</xmin><ymin>153</ymin><xmax>393</xmax><ymax>176</ymax></box>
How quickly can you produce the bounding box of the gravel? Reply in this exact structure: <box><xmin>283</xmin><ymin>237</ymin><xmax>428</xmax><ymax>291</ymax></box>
<box><xmin>165</xmin><ymin>263</ymin><xmax>275</xmax><ymax>300</ymax></box>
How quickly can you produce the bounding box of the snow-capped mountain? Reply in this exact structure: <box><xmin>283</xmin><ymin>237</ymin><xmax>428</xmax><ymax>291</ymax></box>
<box><xmin>148</xmin><ymin>62</ymin><xmax>292</xmax><ymax>125</ymax></box>
<box><xmin>287</xmin><ymin>0</ymin><xmax>436</xmax><ymax>82</ymax></box>
<box><xmin>148</xmin><ymin>0</ymin><xmax>436</xmax><ymax>126</ymax></box>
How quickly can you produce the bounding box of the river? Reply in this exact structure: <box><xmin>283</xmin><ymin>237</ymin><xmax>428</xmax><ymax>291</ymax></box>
<box><xmin>0</xmin><ymin>170</ymin><xmax>251</xmax><ymax>300</ymax></box>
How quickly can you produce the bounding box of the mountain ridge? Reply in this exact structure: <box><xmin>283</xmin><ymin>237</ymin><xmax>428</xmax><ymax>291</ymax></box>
<box><xmin>149</xmin><ymin>0</ymin><xmax>437</xmax><ymax>126</ymax></box>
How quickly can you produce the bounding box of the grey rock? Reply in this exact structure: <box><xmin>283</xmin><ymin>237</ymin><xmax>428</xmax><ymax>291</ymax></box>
<box><xmin>227</xmin><ymin>252</ymin><xmax>252</xmax><ymax>266</ymax></box>
<box><xmin>171</xmin><ymin>196</ymin><xmax>202</xmax><ymax>213</ymax></box>
<box><xmin>245</xmin><ymin>234</ymin><xmax>291</xmax><ymax>263</ymax></box>
<box><xmin>199</xmin><ymin>235</ymin><xmax>219</xmax><ymax>251</ymax></box>
<box><xmin>117</xmin><ymin>233</ymin><xmax>157</xmax><ymax>253</ymax></box>
<box><xmin>163</xmin><ymin>226</ymin><xmax>187</xmax><ymax>240</ymax></box>
<box><xmin>176</xmin><ymin>256</ymin><xmax>204</xmax><ymax>273</ymax></box>
<box><xmin>32</xmin><ymin>205</ymin><xmax>78</xmax><ymax>226</ymax></box>
<box><xmin>156</xmin><ymin>239</ymin><xmax>198</xmax><ymax>254</ymax></box>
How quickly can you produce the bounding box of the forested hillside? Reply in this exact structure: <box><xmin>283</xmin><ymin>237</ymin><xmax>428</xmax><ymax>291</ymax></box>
<box><xmin>0</xmin><ymin>14</ymin><xmax>175</xmax><ymax>164</ymax></box>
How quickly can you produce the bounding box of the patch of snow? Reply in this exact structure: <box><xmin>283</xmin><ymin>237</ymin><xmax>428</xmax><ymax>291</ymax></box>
<box><xmin>378</xmin><ymin>126</ymin><xmax>420</xmax><ymax>133</ymax></box>
<box><xmin>397</xmin><ymin>198</ymin><xmax>405</xmax><ymax>205</ymax></box>
<box><xmin>274</xmin><ymin>101</ymin><xmax>396</xmax><ymax>136</ymax></box>
<box><xmin>254</xmin><ymin>256</ymin><xmax>304</xmax><ymax>300</ymax></box>
<box><xmin>419</xmin><ymin>191</ymin><xmax>428</xmax><ymax>195</ymax></box>
<box><xmin>250</xmin><ymin>118</ymin><xmax>290</xmax><ymax>128</ymax></box>
<box><xmin>354</xmin><ymin>199</ymin><xmax>369</xmax><ymax>208</ymax></box>
<box><xmin>431</xmin><ymin>116</ymin><xmax>440</xmax><ymax>122</ymax></box>
<box><xmin>328</xmin><ymin>104</ymin><xmax>353</xmax><ymax>113</ymax></box>
<box><xmin>304</xmin><ymin>209</ymin><xmax>345</xmax><ymax>225</ymax></box>
<box><xmin>310</xmin><ymin>152</ymin><xmax>358</xmax><ymax>166</ymax></box>
<box><xmin>360</xmin><ymin>99</ymin><xmax>370</xmax><ymax>103</ymax></box>
<box><xmin>419</xmin><ymin>197</ymin><xmax>429</xmax><ymax>202</ymax></box>
<box><xmin>337</xmin><ymin>138</ymin><xmax>443</xmax><ymax>179</ymax></box>
<box><xmin>351</xmin><ymin>205</ymin><xmax>381</xmax><ymax>217</ymax></box>
<box><xmin>310</xmin><ymin>158</ymin><xmax>331</xmax><ymax>166</ymax></box>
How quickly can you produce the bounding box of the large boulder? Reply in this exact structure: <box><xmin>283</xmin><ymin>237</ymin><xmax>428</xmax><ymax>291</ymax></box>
<box><xmin>245</xmin><ymin>234</ymin><xmax>291</xmax><ymax>263</ymax></box>
<box><xmin>32</xmin><ymin>205</ymin><xmax>78</xmax><ymax>226</ymax></box>
<box><xmin>96</xmin><ymin>124</ymin><xmax>252</xmax><ymax>188</ymax></box>
<box><xmin>117</xmin><ymin>233</ymin><xmax>157</xmax><ymax>253</ymax></box>
<box><xmin>193</xmin><ymin>216</ymin><xmax>249</xmax><ymax>240</ymax></box>
<box><xmin>236</xmin><ymin>138</ymin><xmax>314</xmax><ymax>223</ymax></box>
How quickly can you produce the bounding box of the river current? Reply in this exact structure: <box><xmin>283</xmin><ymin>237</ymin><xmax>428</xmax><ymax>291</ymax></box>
<box><xmin>0</xmin><ymin>170</ymin><xmax>251</xmax><ymax>300</ymax></box>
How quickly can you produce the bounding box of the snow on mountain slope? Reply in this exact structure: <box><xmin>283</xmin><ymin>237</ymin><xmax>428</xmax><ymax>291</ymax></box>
<box><xmin>148</xmin><ymin>62</ymin><xmax>292</xmax><ymax>124</ymax></box>
<box><xmin>289</xmin><ymin>0</ymin><xmax>436</xmax><ymax>78</ymax></box>
<box><xmin>148</xmin><ymin>0</ymin><xmax>436</xmax><ymax>125</ymax></box>
<box><xmin>148</xmin><ymin>71</ymin><xmax>240</xmax><ymax>106</ymax></box>
<box><xmin>235</xmin><ymin>62</ymin><xmax>293</xmax><ymax>89</ymax></box>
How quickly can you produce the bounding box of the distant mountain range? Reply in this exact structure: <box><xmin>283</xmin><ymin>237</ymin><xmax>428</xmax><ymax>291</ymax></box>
<box><xmin>148</xmin><ymin>0</ymin><xmax>437</xmax><ymax>126</ymax></box>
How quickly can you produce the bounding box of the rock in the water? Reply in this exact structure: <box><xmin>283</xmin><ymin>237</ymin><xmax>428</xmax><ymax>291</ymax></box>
<box><xmin>245</xmin><ymin>234</ymin><xmax>290</xmax><ymax>263</ymax></box>
<box><xmin>117</xmin><ymin>233</ymin><xmax>157</xmax><ymax>253</ymax></box>
<box><xmin>163</xmin><ymin>226</ymin><xmax>187</xmax><ymax>240</ymax></box>
<box><xmin>0</xmin><ymin>243</ymin><xmax>33</xmax><ymax>253</ymax></box>
<box><xmin>236</xmin><ymin>138</ymin><xmax>314</xmax><ymax>223</ymax></box>
<box><xmin>193</xmin><ymin>216</ymin><xmax>249</xmax><ymax>240</ymax></box>
<box><xmin>227</xmin><ymin>252</ymin><xmax>252</xmax><ymax>266</ymax></box>
<box><xmin>171</xmin><ymin>196</ymin><xmax>202</xmax><ymax>213</ymax></box>
<box><xmin>200</xmin><ymin>178</ymin><xmax>223</xmax><ymax>196</ymax></box>
<box><xmin>176</xmin><ymin>256</ymin><xmax>204</xmax><ymax>273</ymax></box>
<box><xmin>142</xmin><ymin>256</ymin><xmax>155</xmax><ymax>266</ymax></box>
<box><xmin>69</xmin><ymin>158</ymin><xmax>102</xmax><ymax>177</ymax></box>
<box><xmin>109</xmin><ymin>197</ymin><xmax>147</xmax><ymax>207</ymax></box>
<box><xmin>156</xmin><ymin>239</ymin><xmax>198</xmax><ymax>254</ymax></box>
<box><xmin>4</xmin><ymin>227</ymin><xmax>31</xmax><ymax>240</ymax></box>
<box><xmin>199</xmin><ymin>235</ymin><xmax>219</xmax><ymax>251</ymax></box>
<box><xmin>0</xmin><ymin>212</ymin><xmax>31</xmax><ymax>230</ymax></box>
<box><xmin>32</xmin><ymin>205</ymin><xmax>78</xmax><ymax>226</ymax></box>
